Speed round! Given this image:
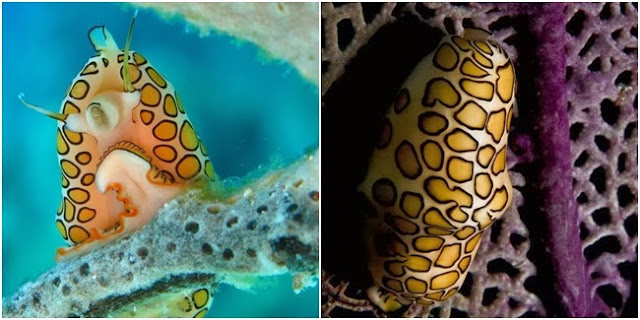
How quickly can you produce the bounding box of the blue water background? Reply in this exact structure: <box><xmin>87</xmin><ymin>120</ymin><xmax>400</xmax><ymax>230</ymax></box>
<box><xmin>2</xmin><ymin>2</ymin><xmax>318</xmax><ymax>317</ymax></box>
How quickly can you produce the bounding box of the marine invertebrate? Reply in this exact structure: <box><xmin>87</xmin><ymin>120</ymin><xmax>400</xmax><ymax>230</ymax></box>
<box><xmin>19</xmin><ymin>15</ymin><xmax>215</xmax><ymax>260</ymax></box>
<box><xmin>4</xmin><ymin>3</ymin><xmax>319</xmax><ymax>317</ymax></box>
<box><xmin>360</xmin><ymin>28</ymin><xmax>514</xmax><ymax>311</ymax></box>
<box><xmin>322</xmin><ymin>2</ymin><xmax>636</xmax><ymax>317</ymax></box>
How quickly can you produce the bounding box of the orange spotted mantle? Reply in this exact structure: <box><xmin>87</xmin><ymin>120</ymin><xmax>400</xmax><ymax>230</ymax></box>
<box><xmin>360</xmin><ymin>28</ymin><xmax>516</xmax><ymax>311</ymax></box>
<box><xmin>20</xmin><ymin>19</ymin><xmax>217</xmax><ymax>260</ymax></box>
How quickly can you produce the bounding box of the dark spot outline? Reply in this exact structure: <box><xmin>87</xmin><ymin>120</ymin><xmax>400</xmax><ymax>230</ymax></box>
<box><xmin>153</xmin><ymin>144</ymin><xmax>178</xmax><ymax>163</ymax></box>
<box><xmin>69</xmin><ymin>79</ymin><xmax>90</xmax><ymax>100</ymax></box>
<box><xmin>152</xmin><ymin>120</ymin><xmax>178</xmax><ymax>141</ymax></box>
<box><xmin>491</xmin><ymin>146</ymin><xmax>507</xmax><ymax>175</ymax></box>
<box><xmin>446</xmin><ymin>156</ymin><xmax>475</xmax><ymax>183</ymax></box>
<box><xmin>80</xmin><ymin>61</ymin><xmax>99</xmax><ymax>76</ymax></box>
<box><xmin>371</xmin><ymin>178</ymin><xmax>397</xmax><ymax>207</ymax></box>
<box><xmin>474</xmin><ymin>173</ymin><xmax>493</xmax><ymax>199</ymax></box>
<box><xmin>384</xmin><ymin>260</ymin><xmax>406</xmax><ymax>277</ymax></box>
<box><xmin>423</xmin><ymin>176</ymin><xmax>474</xmax><ymax>208</ymax></box>
<box><xmin>486</xmin><ymin>108</ymin><xmax>507</xmax><ymax>143</ymax></box>
<box><xmin>176</xmin><ymin>155</ymin><xmax>202</xmax><ymax>180</ymax></box>
<box><xmin>179</xmin><ymin>121</ymin><xmax>199</xmax><ymax>151</ymax></box>
<box><xmin>75</xmin><ymin>152</ymin><xmax>92</xmax><ymax>165</ymax></box>
<box><xmin>60</xmin><ymin>159</ymin><xmax>80</xmax><ymax>178</ymax></box>
<box><xmin>67</xmin><ymin>187</ymin><xmax>90</xmax><ymax>205</ymax></box>
<box><xmin>80</xmin><ymin>173</ymin><xmax>95</xmax><ymax>186</ymax></box>
<box><xmin>477</xmin><ymin>145</ymin><xmax>496</xmax><ymax>168</ymax></box>
<box><xmin>433</xmin><ymin>42</ymin><xmax>460</xmax><ymax>71</ymax></box>
<box><xmin>77</xmin><ymin>207</ymin><xmax>96</xmax><ymax>223</ymax></box>
<box><xmin>140</xmin><ymin>83</ymin><xmax>161</xmax><ymax>107</ymax></box>
<box><xmin>395</xmin><ymin>140</ymin><xmax>423</xmax><ymax>179</ymax></box>
<box><xmin>444</xmin><ymin>128</ymin><xmax>479</xmax><ymax>152</ymax></box>
<box><xmin>163</xmin><ymin>94</ymin><xmax>178</xmax><ymax>118</ymax></box>
<box><xmin>385</xmin><ymin>214</ymin><xmax>420</xmax><ymax>235</ymax></box>
<box><xmin>421</xmin><ymin>140</ymin><xmax>445</xmax><ymax>171</ymax></box>
<box><xmin>145</xmin><ymin>66</ymin><xmax>167</xmax><ymax>88</ymax></box>
<box><xmin>496</xmin><ymin>60</ymin><xmax>515</xmax><ymax>103</ymax></box>
<box><xmin>460</xmin><ymin>57</ymin><xmax>490</xmax><ymax>78</ymax></box>
<box><xmin>394</xmin><ymin>88</ymin><xmax>411</xmax><ymax>114</ymax></box>
<box><xmin>459</xmin><ymin>79</ymin><xmax>495</xmax><ymax>101</ymax></box>
<box><xmin>412</xmin><ymin>235</ymin><xmax>445</xmax><ymax>253</ymax></box>
<box><xmin>418</xmin><ymin>111</ymin><xmax>449</xmax><ymax>135</ymax></box>
<box><xmin>454</xmin><ymin>100</ymin><xmax>488</xmax><ymax>130</ymax></box>
<box><xmin>68</xmin><ymin>225</ymin><xmax>90</xmax><ymax>244</ymax></box>
<box><xmin>119</xmin><ymin>63</ymin><xmax>142</xmax><ymax>84</ymax></box>
<box><xmin>400</xmin><ymin>191</ymin><xmax>424</xmax><ymax>218</ymax></box>
<box><xmin>422</xmin><ymin>77</ymin><xmax>461</xmax><ymax>108</ymax></box>
<box><xmin>63</xmin><ymin>197</ymin><xmax>76</xmax><ymax>222</ymax></box>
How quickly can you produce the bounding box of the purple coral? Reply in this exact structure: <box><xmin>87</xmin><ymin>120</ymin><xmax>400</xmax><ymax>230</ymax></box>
<box><xmin>321</xmin><ymin>2</ymin><xmax>637</xmax><ymax>317</ymax></box>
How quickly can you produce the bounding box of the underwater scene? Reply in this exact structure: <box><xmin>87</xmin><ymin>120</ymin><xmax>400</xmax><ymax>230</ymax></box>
<box><xmin>3</xmin><ymin>2</ymin><xmax>318</xmax><ymax>317</ymax></box>
<box><xmin>321</xmin><ymin>2</ymin><xmax>636</xmax><ymax>318</ymax></box>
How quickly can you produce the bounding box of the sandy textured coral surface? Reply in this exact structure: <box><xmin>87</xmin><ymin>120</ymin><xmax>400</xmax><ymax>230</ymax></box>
<box><xmin>321</xmin><ymin>2</ymin><xmax>637</xmax><ymax>317</ymax></box>
<box><xmin>133</xmin><ymin>2</ymin><xmax>319</xmax><ymax>85</ymax></box>
<box><xmin>3</xmin><ymin>152</ymin><xmax>319</xmax><ymax>317</ymax></box>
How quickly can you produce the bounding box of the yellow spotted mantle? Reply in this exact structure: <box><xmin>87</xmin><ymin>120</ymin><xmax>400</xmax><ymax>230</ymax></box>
<box><xmin>109</xmin><ymin>287</ymin><xmax>213</xmax><ymax>318</ymax></box>
<box><xmin>360</xmin><ymin>29</ymin><xmax>516</xmax><ymax>311</ymax></box>
<box><xmin>21</xmin><ymin>20</ymin><xmax>217</xmax><ymax>260</ymax></box>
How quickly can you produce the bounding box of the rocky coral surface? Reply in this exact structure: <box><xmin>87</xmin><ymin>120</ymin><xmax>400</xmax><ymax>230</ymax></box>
<box><xmin>3</xmin><ymin>152</ymin><xmax>319</xmax><ymax>317</ymax></box>
<box><xmin>321</xmin><ymin>2</ymin><xmax>637</xmax><ymax>317</ymax></box>
<box><xmin>132</xmin><ymin>2</ymin><xmax>319</xmax><ymax>85</ymax></box>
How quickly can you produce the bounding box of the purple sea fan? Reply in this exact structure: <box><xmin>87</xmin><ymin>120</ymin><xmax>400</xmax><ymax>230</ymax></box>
<box><xmin>321</xmin><ymin>2</ymin><xmax>637</xmax><ymax>317</ymax></box>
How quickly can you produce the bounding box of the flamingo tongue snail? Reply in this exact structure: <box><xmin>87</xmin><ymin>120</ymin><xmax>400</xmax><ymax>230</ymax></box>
<box><xmin>19</xmin><ymin>13</ymin><xmax>217</xmax><ymax>261</ymax></box>
<box><xmin>360</xmin><ymin>28</ymin><xmax>516</xmax><ymax>311</ymax></box>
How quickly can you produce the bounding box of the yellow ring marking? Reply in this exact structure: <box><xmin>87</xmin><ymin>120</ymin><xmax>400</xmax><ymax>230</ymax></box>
<box><xmin>413</xmin><ymin>236</ymin><xmax>444</xmax><ymax>252</ymax></box>
<box><xmin>423</xmin><ymin>208</ymin><xmax>455</xmax><ymax>229</ymax></box>
<box><xmin>163</xmin><ymin>94</ymin><xmax>178</xmax><ymax>117</ymax></box>
<box><xmin>405</xmin><ymin>255</ymin><xmax>431</xmax><ymax>272</ymax></box>
<box><xmin>180</xmin><ymin>121</ymin><xmax>199</xmax><ymax>151</ymax></box>
<box><xmin>431</xmin><ymin>271</ymin><xmax>459</xmax><ymax>290</ymax></box>
<box><xmin>57</xmin><ymin>129</ymin><xmax>69</xmax><ymax>155</ymax></box>
<box><xmin>140</xmin><ymin>83</ymin><xmax>161</xmax><ymax>107</ymax></box>
<box><xmin>63</xmin><ymin>101</ymin><xmax>80</xmax><ymax>115</ymax></box>
<box><xmin>458</xmin><ymin>256</ymin><xmax>471</xmax><ymax>272</ymax></box>
<box><xmin>77</xmin><ymin>207</ymin><xmax>96</xmax><ymax>223</ymax></box>
<box><xmin>69</xmin><ymin>225</ymin><xmax>90</xmax><ymax>244</ymax></box>
<box><xmin>119</xmin><ymin>63</ymin><xmax>142</xmax><ymax>84</ymax></box>
<box><xmin>75</xmin><ymin>152</ymin><xmax>92</xmax><ymax>165</ymax></box>
<box><xmin>140</xmin><ymin>110</ymin><xmax>154</xmax><ymax>125</ymax></box>
<box><xmin>146</xmin><ymin>66</ymin><xmax>167</xmax><ymax>88</ymax></box>
<box><xmin>68</xmin><ymin>188</ymin><xmax>90</xmax><ymax>204</ymax></box>
<box><xmin>153</xmin><ymin>145</ymin><xmax>177</xmax><ymax>162</ymax></box>
<box><xmin>133</xmin><ymin>52</ymin><xmax>147</xmax><ymax>66</ymax></box>
<box><xmin>153</xmin><ymin>120</ymin><xmax>178</xmax><ymax>141</ymax></box>
<box><xmin>81</xmin><ymin>173</ymin><xmax>95</xmax><ymax>186</ymax></box>
<box><xmin>80</xmin><ymin>61</ymin><xmax>99</xmax><ymax>75</ymax></box>
<box><xmin>63</xmin><ymin>127</ymin><xmax>83</xmax><ymax>145</ymax></box>
<box><xmin>192</xmin><ymin>289</ymin><xmax>209</xmax><ymax>309</ymax></box>
<box><xmin>61</xmin><ymin>160</ymin><xmax>80</xmax><ymax>178</ymax></box>
<box><xmin>64</xmin><ymin>197</ymin><xmax>75</xmax><ymax>222</ymax></box>
<box><xmin>433</xmin><ymin>43</ymin><xmax>459</xmax><ymax>71</ymax></box>
<box><xmin>204</xmin><ymin>160</ymin><xmax>215</xmax><ymax>181</ymax></box>
<box><xmin>176</xmin><ymin>155</ymin><xmax>201</xmax><ymax>180</ymax></box>
<box><xmin>435</xmin><ymin>244</ymin><xmax>461</xmax><ymax>268</ymax></box>
<box><xmin>69</xmin><ymin>80</ymin><xmax>89</xmax><ymax>100</ymax></box>
<box><xmin>406</xmin><ymin>277</ymin><xmax>428</xmax><ymax>294</ymax></box>
<box><xmin>56</xmin><ymin>220</ymin><xmax>68</xmax><ymax>240</ymax></box>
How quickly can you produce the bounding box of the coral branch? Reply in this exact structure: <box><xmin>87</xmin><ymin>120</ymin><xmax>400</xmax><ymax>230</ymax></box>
<box><xmin>526</xmin><ymin>4</ymin><xmax>592</xmax><ymax>317</ymax></box>
<box><xmin>2</xmin><ymin>151</ymin><xmax>319</xmax><ymax>317</ymax></box>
